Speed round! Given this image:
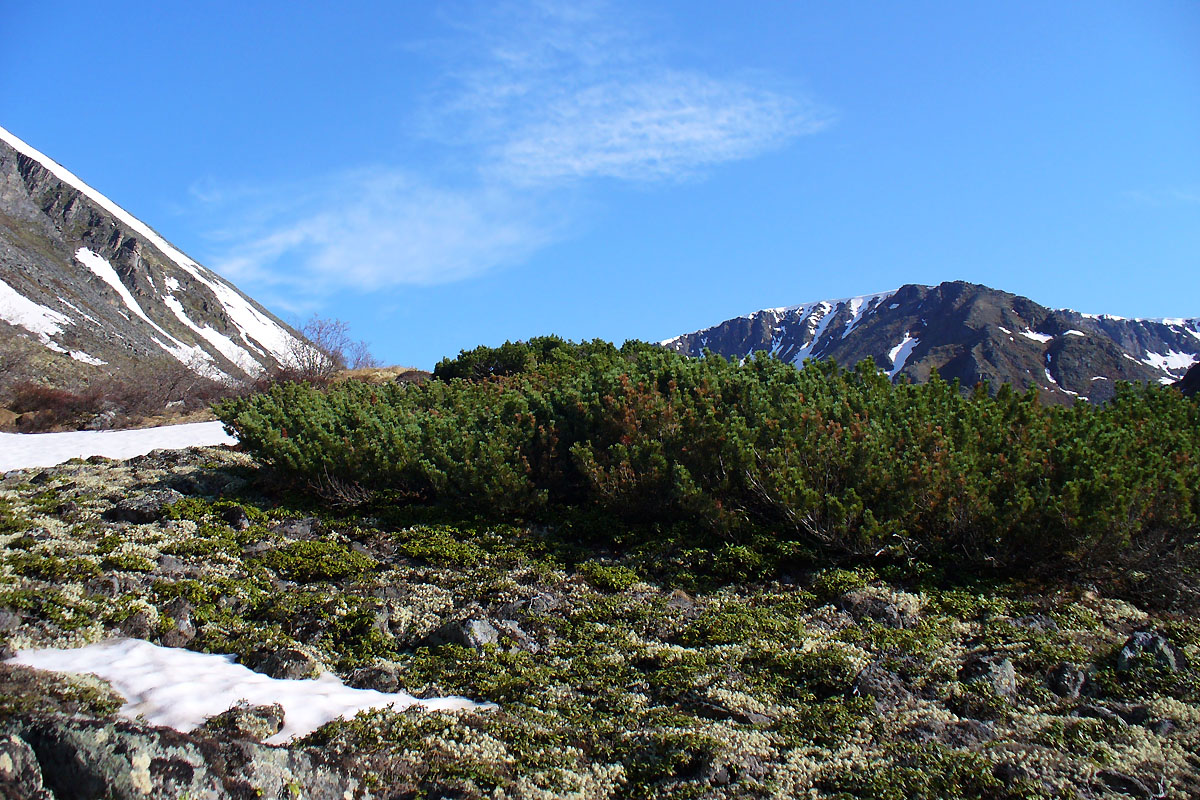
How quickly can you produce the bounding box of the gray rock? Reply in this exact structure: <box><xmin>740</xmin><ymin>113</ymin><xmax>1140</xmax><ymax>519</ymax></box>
<box><xmin>104</xmin><ymin>488</ymin><xmax>183</xmax><ymax>523</ymax></box>
<box><xmin>853</xmin><ymin>663</ymin><xmax>914</xmax><ymax>711</ymax></box>
<box><xmin>202</xmin><ymin>701</ymin><xmax>285</xmax><ymax>741</ymax></box>
<box><xmin>1097</xmin><ymin>769</ymin><xmax>1154</xmax><ymax>799</ymax></box>
<box><xmin>959</xmin><ymin>655</ymin><xmax>1017</xmax><ymax>697</ymax></box>
<box><xmin>422</xmin><ymin>618</ymin><xmax>501</xmax><ymax>650</ymax></box>
<box><xmin>1047</xmin><ymin>662</ymin><xmax>1087</xmax><ymax>698</ymax></box>
<box><xmin>0</xmin><ymin>733</ymin><xmax>52</xmax><ymax>800</ymax></box>
<box><xmin>245</xmin><ymin>646</ymin><xmax>323</xmax><ymax>680</ymax></box>
<box><xmin>1117</xmin><ymin>631</ymin><xmax>1186</xmax><ymax>672</ymax></box>
<box><xmin>0</xmin><ymin>713</ymin><xmax>361</xmax><ymax>800</ymax></box>
<box><xmin>839</xmin><ymin>590</ymin><xmax>918</xmax><ymax>629</ymax></box>
<box><xmin>157</xmin><ymin>599</ymin><xmax>196</xmax><ymax>649</ymax></box>
<box><xmin>219</xmin><ymin>504</ymin><xmax>252</xmax><ymax>530</ymax></box>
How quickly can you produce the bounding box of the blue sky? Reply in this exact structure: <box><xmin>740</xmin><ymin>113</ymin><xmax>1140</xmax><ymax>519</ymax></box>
<box><xmin>3</xmin><ymin>1</ymin><xmax>1198</xmax><ymax>368</ymax></box>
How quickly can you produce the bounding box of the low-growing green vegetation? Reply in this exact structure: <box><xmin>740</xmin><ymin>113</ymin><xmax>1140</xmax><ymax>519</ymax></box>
<box><xmin>218</xmin><ymin>336</ymin><xmax>1200</xmax><ymax>608</ymax></box>
<box><xmin>2</xmin><ymin>337</ymin><xmax>1198</xmax><ymax>799</ymax></box>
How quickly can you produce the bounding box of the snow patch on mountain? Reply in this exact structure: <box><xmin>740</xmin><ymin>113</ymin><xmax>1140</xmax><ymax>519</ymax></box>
<box><xmin>1142</xmin><ymin>350</ymin><xmax>1197</xmax><ymax>373</ymax></box>
<box><xmin>1</xmin><ymin>124</ymin><xmax>301</xmax><ymax>370</ymax></box>
<box><xmin>162</xmin><ymin>294</ymin><xmax>260</xmax><ymax>375</ymax></box>
<box><xmin>0</xmin><ymin>275</ymin><xmax>72</xmax><ymax>343</ymax></box>
<box><xmin>887</xmin><ymin>335</ymin><xmax>918</xmax><ymax>378</ymax></box>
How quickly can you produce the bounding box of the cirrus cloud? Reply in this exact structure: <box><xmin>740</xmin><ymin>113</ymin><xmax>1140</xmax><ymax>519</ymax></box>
<box><xmin>204</xmin><ymin>0</ymin><xmax>831</xmax><ymax>293</ymax></box>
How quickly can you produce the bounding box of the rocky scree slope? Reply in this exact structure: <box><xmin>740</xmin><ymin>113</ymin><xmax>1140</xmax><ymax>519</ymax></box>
<box><xmin>1</xmin><ymin>447</ymin><xmax>1199</xmax><ymax>798</ymax></box>
<box><xmin>663</xmin><ymin>281</ymin><xmax>1200</xmax><ymax>403</ymax></box>
<box><xmin>0</xmin><ymin>125</ymin><xmax>305</xmax><ymax>386</ymax></box>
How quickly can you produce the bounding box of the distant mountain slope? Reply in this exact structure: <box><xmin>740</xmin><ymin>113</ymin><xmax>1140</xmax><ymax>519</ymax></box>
<box><xmin>663</xmin><ymin>281</ymin><xmax>1200</xmax><ymax>403</ymax></box>
<box><xmin>0</xmin><ymin>125</ymin><xmax>304</xmax><ymax>384</ymax></box>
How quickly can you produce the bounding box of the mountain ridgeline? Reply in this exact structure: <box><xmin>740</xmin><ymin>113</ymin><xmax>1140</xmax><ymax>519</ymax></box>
<box><xmin>662</xmin><ymin>281</ymin><xmax>1200</xmax><ymax>403</ymax></box>
<box><xmin>0</xmin><ymin>125</ymin><xmax>305</xmax><ymax>387</ymax></box>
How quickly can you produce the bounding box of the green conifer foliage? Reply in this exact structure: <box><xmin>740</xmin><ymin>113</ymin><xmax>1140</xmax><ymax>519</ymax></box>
<box><xmin>216</xmin><ymin>340</ymin><xmax>1200</xmax><ymax>604</ymax></box>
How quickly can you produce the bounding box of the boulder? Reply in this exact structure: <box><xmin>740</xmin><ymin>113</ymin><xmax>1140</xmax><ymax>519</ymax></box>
<box><xmin>1117</xmin><ymin>631</ymin><xmax>1187</xmax><ymax>673</ymax></box>
<box><xmin>0</xmin><ymin>732</ymin><xmax>53</xmax><ymax>800</ymax></box>
<box><xmin>421</xmin><ymin>618</ymin><xmax>501</xmax><ymax>650</ymax></box>
<box><xmin>958</xmin><ymin>655</ymin><xmax>1018</xmax><ymax>698</ymax></box>
<box><xmin>202</xmin><ymin>702</ymin><xmax>285</xmax><ymax>741</ymax></box>
<box><xmin>103</xmin><ymin>488</ymin><xmax>183</xmax><ymax>524</ymax></box>
<box><xmin>0</xmin><ymin>713</ymin><xmax>361</xmax><ymax>800</ymax></box>
<box><xmin>1047</xmin><ymin>662</ymin><xmax>1087</xmax><ymax>699</ymax></box>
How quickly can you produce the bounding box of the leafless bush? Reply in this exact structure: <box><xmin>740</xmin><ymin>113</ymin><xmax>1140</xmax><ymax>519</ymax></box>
<box><xmin>267</xmin><ymin>315</ymin><xmax>379</xmax><ymax>385</ymax></box>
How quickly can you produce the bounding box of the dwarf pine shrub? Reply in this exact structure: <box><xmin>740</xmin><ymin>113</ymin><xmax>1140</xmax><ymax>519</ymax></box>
<box><xmin>216</xmin><ymin>338</ymin><xmax>1200</xmax><ymax>605</ymax></box>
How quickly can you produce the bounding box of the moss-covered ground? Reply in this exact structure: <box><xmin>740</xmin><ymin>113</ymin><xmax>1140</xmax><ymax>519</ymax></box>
<box><xmin>1</xmin><ymin>446</ymin><xmax>1197</xmax><ymax>799</ymax></box>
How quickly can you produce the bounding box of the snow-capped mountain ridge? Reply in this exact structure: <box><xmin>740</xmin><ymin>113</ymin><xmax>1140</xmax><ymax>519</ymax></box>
<box><xmin>0</xmin><ymin>124</ymin><xmax>304</xmax><ymax>382</ymax></box>
<box><xmin>664</xmin><ymin>281</ymin><xmax>1199</xmax><ymax>404</ymax></box>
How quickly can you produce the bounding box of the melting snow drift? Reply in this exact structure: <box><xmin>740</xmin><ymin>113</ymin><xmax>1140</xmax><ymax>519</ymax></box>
<box><xmin>6</xmin><ymin>639</ymin><xmax>493</xmax><ymax>745</ymax></box>
<box><xmin>0</xmin><ymin>421</ymin><xmax>235</xmax><ymax>472</ymax></box>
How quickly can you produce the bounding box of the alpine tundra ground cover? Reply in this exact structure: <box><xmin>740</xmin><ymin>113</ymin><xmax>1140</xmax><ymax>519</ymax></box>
<box><xmin>0</xmin><ymin>443</ymin><xmax>1197</xmax><ymax>797</ymax></box>
<box><xmin>2</xmin><ymin>339</ymin><xmax>1198</xmax><ymax>798</ymax></box>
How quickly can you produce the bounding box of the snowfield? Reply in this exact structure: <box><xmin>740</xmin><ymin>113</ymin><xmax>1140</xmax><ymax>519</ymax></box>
<box><xmin>0</xmin><ymin>420</ymin><xmax>235</xmax><ymax>472</ymax></box>
<box><xmin>7</xmin><ymin>638</ymin><xmax>493</xmax><ymax>744</ymax></box>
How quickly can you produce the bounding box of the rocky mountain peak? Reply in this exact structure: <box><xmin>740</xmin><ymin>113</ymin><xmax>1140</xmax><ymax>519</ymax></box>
<box><xmin>665</xmin><ymin>280</ymin><xmax>1199</xmax><ymax>403</ymax></box>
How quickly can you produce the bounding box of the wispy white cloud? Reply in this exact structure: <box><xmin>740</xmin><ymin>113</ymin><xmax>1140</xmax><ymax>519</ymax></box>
<box><xmin>202</xmin><ymin>0</ymin><xmax>828</xmax><ymax>293</ymax></box>
<box><xmin>435</xmin><ymin>0</ymin><xmax>830</xmax><ymax>185</ymax></box>
<box><xmin>1124</xmin><ymin>187</ymin><xmax>1200</xmax><ymax>207</ymax></box>
<box><xmin>206</xmin><ymin>169</ymin><xmax>562</xmax><ymax>290</ymax></box>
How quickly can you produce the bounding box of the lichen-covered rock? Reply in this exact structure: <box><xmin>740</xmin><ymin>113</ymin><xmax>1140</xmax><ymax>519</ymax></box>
<box><xmin>0</xmin><ymin>732</ymin><xmax>52</xmax><ymax>800</ymax></box>
<box><xmin>202</xmin><ymin>701</ymin><xmax>285</xmax><ymax>742</ymax></box>
<box><xmin>103</xmin><ymin>488</ymin><xmax>183</xmax><ymax>523</ymax></box>
<box><xmin>0</xmin><ymin>714</ymin><xmax>364</xmax><ymax>800</ymax></box>
<box><xmin>1046</xmin><ymin>662</ymin><xmax>1087</xmax><ymax>698</ymax></box>
<box><xmin>1117</xmin><ymin>630</ymin><xmax>1187</xmax><ymax>672</ymax></box>
<box><xmin>959</xmin><ymin>654</ymin><xmax>1018</xmax><ymax>697</ymax></box>
<box><xmin>421</xmin><ymin>617</ymin><xmax>501</xmax><ymax>650</ymax></box>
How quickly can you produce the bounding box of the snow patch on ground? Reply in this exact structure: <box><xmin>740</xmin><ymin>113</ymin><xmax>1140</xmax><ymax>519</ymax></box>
<box><xmin>1064</xmin><ymin>330</ymin><xmax>1086</xmax><ymax>337</ymax></box>
<box><xmin>0</xmin><ymin>275</ymin><xmax>73</xmax><ymax>346</ymax></box>
<box><xmin>887</xmin><ymin>335</ymin><xmax>919</xmax><ymax>378</ymax></box>
<box><xmin>6</xmin><ymin>639</ymin><xmax>493</xmax><ymax>745</ymax></box>
<box><xmin>1019</xmin><ymin>329</ymin><xmax>1054</xmax><ymax>343</ymax></box>
<box><xmin>0</xmin><ymin>421</ymin><xmax>235</xmax><ymax>472</ymax></box>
